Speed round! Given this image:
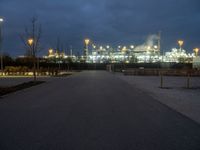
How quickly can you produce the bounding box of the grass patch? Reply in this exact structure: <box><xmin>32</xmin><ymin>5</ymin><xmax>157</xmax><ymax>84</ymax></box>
<box><xmin>0</xmin><ymin>81</ymin><xmax>45</xmax><ymax>96</ymax></box>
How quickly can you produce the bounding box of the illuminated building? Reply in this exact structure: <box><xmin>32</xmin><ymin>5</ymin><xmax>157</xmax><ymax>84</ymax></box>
<box><xmin>43</xmin><ymin>37</ymin><xmax>197</xmax><ymax>64</ymax></box>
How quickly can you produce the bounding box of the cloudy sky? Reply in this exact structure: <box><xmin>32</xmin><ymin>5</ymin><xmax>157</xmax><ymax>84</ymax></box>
<box><xmin>0</xmin><ymin>0</ymin><xmax>200</xmax><ymax>56</ymax></box>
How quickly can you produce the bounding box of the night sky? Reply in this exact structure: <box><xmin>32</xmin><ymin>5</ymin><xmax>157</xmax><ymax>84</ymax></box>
<box><xmin>0</xmin><ymin>0</ymin><xmax>200</xmax><ymax>56</ymax></box>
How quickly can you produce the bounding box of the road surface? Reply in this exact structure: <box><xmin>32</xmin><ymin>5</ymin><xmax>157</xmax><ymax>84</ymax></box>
<box><xmin>0</xmin><ymin>71</ymin><xmax>200</xmax><ymax>150</ymax></box>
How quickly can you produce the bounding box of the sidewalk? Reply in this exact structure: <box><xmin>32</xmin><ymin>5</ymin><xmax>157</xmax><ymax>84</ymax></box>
<box><xmin>116</xmin><ymin>73</ymin><xmax>200</xmax><ymax>124</ymax></box>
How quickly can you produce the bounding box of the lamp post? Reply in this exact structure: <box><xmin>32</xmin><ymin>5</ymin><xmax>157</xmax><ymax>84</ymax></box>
<box><xmin>84</xmin><ymin>38</ymin><xmax>90</xmax><ymax>61</ymax></box>
<box><xmin>0</xmin><ymin>18</ymin><xmax>4</xmax><ymax>74</ymax></box>
<box><xmin>178</xmin><ymin>40</ymin><xmax>184</xmax><ymax>51</ymax></box>
<box><xmin>193</xmin><ymin>48</ymin><xmax>199</xmax><ymax>57</ymax></box>
<box><xmin>28</xmin><ymin>38</ymin><xmax>36</xmax><ymax>81</ymax></box>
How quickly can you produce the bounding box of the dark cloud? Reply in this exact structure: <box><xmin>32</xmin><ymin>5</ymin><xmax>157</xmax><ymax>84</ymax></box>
<box><xmin>0</xmin><ymin>0</ymin><xmax>200</xmax><ymax>56</ymax></box>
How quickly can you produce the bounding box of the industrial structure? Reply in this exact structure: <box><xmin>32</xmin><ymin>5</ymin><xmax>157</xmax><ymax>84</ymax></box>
<box><xmin>44</xmin><ymin>35</ymin><xmax>198</xmax><ymax>64</ymax></box>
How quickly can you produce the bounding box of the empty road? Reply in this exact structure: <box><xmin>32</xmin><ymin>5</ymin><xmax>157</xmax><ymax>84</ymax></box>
<box><xmin>0</xmin><ymin>71</ymin><xmax>200</xmax><ymax>150</ymax></box>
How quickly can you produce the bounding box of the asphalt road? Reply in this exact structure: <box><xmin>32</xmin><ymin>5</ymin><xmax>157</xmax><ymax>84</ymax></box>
<box><xmin>0</xmin><ymin>71</ymin><xmax>200</xmax><ymax>150</ymax></box>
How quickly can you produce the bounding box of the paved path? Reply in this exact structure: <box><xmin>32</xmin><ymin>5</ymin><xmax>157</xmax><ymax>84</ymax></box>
<box><xmin>0</xmin><ymin>71</ymin><xmax>200</xmax><ymax>150</ymax></box>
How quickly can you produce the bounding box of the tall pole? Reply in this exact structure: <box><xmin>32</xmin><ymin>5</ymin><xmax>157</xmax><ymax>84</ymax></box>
<box><xmin>84</xmin><ymin>39</ymin><xmax>90</xmax><ymax>62</ymax></box>
<box><xmin>194</xmin><ymin>48</ymin><xmax>199</xmax><ymax>57</ymax></box>
<box><xmin>32</xmin><ymin>18</ymin><xmax>36</xmax><ymax>81</ymax></box>
<box><xmin>0</xmin><ymin>18</ymin><xmax>4</xmax><ymax>73</ymax></box>
<box><xmin>178</xmin><ymin>40</ymin><xmax>184</xmax><ymax>52</ymax></box>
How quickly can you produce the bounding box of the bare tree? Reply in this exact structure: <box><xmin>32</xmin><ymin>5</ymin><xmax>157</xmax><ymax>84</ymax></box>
<box><xmin>20</xmin><ymin>17</ymin><xmax>42</xmax><ymax>81</ymax></box>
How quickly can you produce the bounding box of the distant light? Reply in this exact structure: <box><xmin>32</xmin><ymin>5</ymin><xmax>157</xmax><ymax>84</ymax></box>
<box><xmin>92</xmin><ymin>44</ymin><xmax>96</xmax><ymax>49</ymax></box>
<box><xmin>122</xmin><ymin>46</ymin><xmax>127</xmax><ymax>51</ymax></box>
<box><xmin>28</xmin><ymin>38</ymin><xmax>34</xmax><ymax>45</ymax></box>
<box><xmin>85</xmin><ymin>39</ymin><xmax>90</xmax><ymax>45</ymax></box>
<box><xmin>154</xmin><ymin>45</ymin><xmax>158</xmax><ymax>49</ymax></box>
<box><xmin>194</xmin><ymin>48</ymin><xmax>199</xmax><ymax>56</ymax></box>
<box><xmin>0</xmin><ymin>18</ymin><xmax>3</xmax><ymax>22</ymax></box>
<box><xmin>130</xmin><ymin>45</ymin><xmax>134</xmax><ymax>49</ymax></box>
<box><xmin>49</xmin><ymin>48</ymin><xmax>54</xmax><ymax>54</ymax></box>
<box><xmin>178</xmin><ymin>40</ymin><xmax>184</xmax><ymax>47</ymax></box>
<box><xmin>106</xmin><ymin>45</ymin><xmax>110</xmax><ymax>49</ymax></box>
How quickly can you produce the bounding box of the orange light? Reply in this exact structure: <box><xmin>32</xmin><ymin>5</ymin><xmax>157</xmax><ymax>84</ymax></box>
<box><xmin>85</xmin><ymin>39</ymin><xmax>90</xmax><ymax>45</ymax></box>
<box><xmin>194</xmin><ymin>48</ymin><xmax>199</xmax><ymax>56</ymax></box>
<box><xmin>48</xmin><ymin>48</ymin><xmax>53</xmax><ymax>54</ymax></box>
<box><xmin>178</xmin><ymin>40</ymin><xmax>184</xmax><ymax>47</ymax></box>
<box><xmin>28</xmin><ymin>38</ymin><xmax>34</xmax><ymax>46</ymax></box>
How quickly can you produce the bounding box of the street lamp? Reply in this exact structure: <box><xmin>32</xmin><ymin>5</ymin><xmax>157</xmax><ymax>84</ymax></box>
<box><xmin>27</xmin><ymin>38</ymin><xmax>34</xmax><ymax>56</ymax></box>
<box><xmin>48</xmin><ymin>48</ymin><xmax>53</xmax><ymax>55</ymax></box>
<box><xmin>0</xmin><ymin>17</ymin><xmax>4</xmax><ymax>73</ymax></box>
<box><xmin>27</xmin><ymin>38</ymin><xmax>37</xmax><ymax>81</ymax></box>
<box><xmin>84</xmin><ymin>38</ymin><xmax>90</xmax><ymax>57</ymax></box>
<box><xmin>28</xmin><ymin>38</ymin><xmax>34</xmax><ymax>46</ymax></box>
<box><xmin>193</xmin><ymin>48</ymin><xmax>199</xmax><ymax>57</ymax></box>
<box><xmin>178</xmin><ymin>40</ymin><xmax>184</xmax><ymax>51</ymax></box>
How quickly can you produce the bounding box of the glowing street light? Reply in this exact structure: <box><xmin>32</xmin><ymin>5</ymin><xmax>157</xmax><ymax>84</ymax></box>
<box><xmin>84</xmin><ymin>38</ymin><xmax>90</xmax><ymax>60</ymax></box>
<box><xmin>28</xmin><ymin>38</ymin><xmax>34</xmax><ymax>46</ymax></box>
<box><xmin>106</xmin><ymin>45</ymin><xmax>110</xmax><ymax>49</ymax></box>
<box><xmin>48</xmin><ymin>48</ymin><xmax>54</xmax><ymax>55</ymax></box>
<box><xmin>85</xmin><ymin>38</ymin><xmax>90</xmax><ymax>46</ymax></box>
<box><xmin>193</xmin><ymin>48</ymin><xmax>199</xmax><ymax>57</ymax></box>
<box><xmin>178</xmin><ymin>40</ymin><xmax>184</xmax><ymax>50</ymax></box>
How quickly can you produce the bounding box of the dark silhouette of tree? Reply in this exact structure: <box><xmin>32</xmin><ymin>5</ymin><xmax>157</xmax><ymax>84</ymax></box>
<box><xmin>20</xmin><ymin>17</ymin><xmax>42</xmax><ymax>81</ymax></box>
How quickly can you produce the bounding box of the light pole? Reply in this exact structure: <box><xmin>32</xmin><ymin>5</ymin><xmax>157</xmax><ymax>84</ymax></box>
<box><xmin>84</xmin><ymin>38</ymin><xmax>90</xmax><ymax>61</ymax></box>
<box><xmin>28</xmin><ymin>38</ymin><xmax>36</xmax><ymax>81</ymax></box>
<box><xmin>193</xmin><ymin>48</ymin><xmax>199</xmax><ymax>57</ymax></box>
<box><xmin>0</xmin><ymin>18</ymin><xmax>4</xmax><ymax>74</ymax></box>
<box><xmin>178</xmin><ymin>40</ymin><xmax>184</xmax><ymax>51</ymax></box>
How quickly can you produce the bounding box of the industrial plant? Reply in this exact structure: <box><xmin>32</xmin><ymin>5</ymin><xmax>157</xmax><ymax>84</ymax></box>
<box><xmin>44</xmin><ymin>34</ymin><xmax>199</xmax><ymax>64</ymax></box>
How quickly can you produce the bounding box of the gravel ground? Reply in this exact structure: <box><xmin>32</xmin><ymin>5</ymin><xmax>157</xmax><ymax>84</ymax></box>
<box><xmin>116</xmin><ymin>73</ymin><xmax>200</xmax><ymax>124</ymax></box>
